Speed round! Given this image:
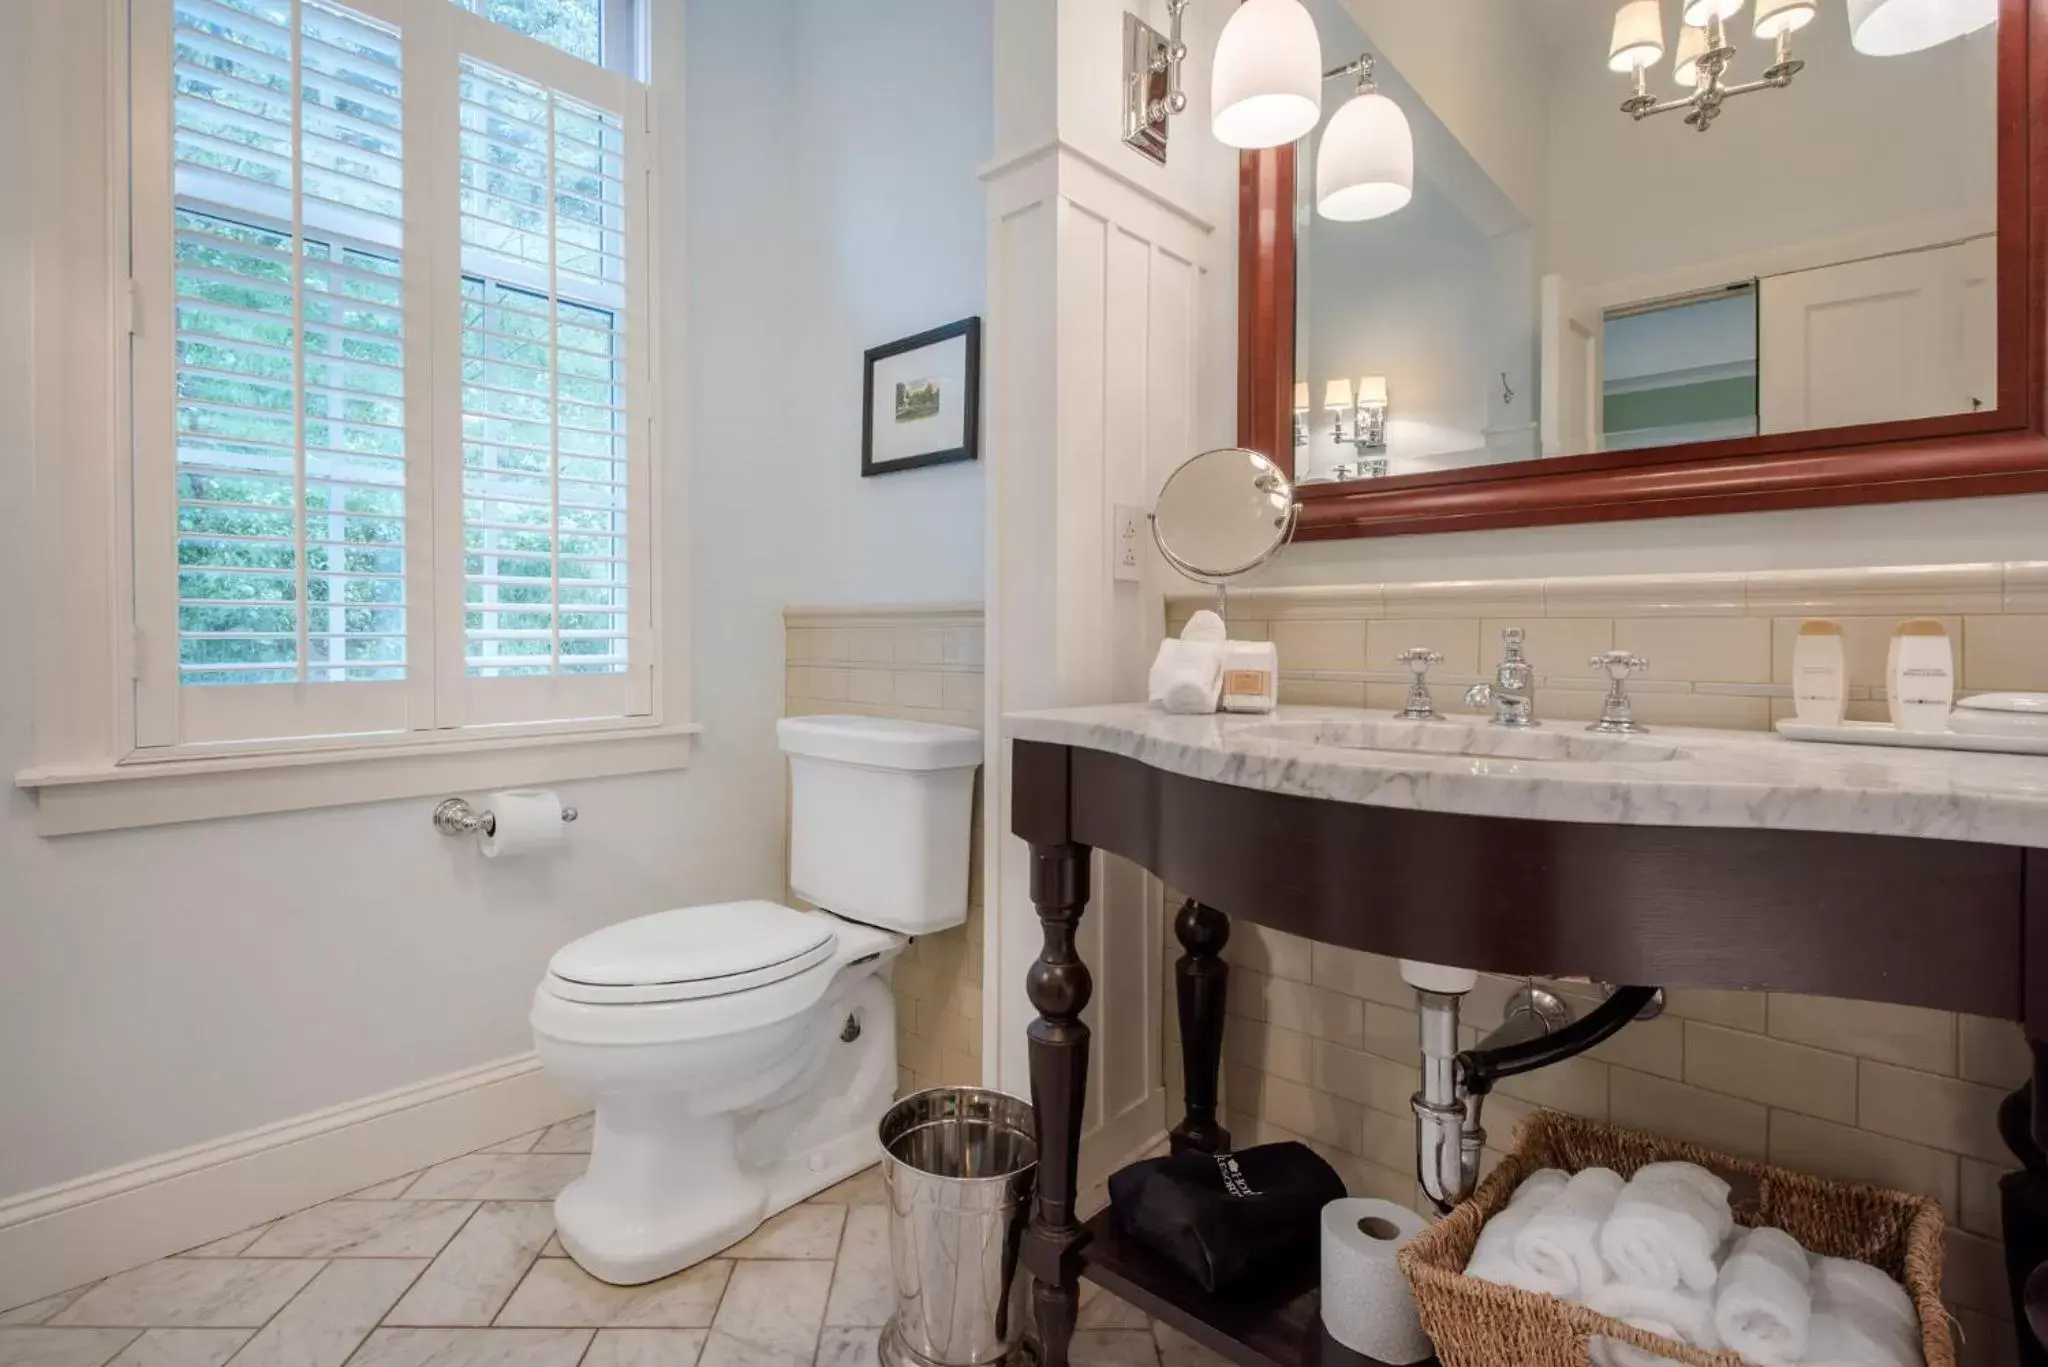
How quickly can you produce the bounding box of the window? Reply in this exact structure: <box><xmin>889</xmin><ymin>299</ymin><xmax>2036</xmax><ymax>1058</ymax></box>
<box><xmin>130</xmin><ymin>0</ymin><xmax>652</xmax><ymax>755</ymax></box>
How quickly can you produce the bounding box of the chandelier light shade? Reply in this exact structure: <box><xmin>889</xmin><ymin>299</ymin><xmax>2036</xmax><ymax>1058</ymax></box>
<box><xmin>1847</xmin><ymin>0</ymin><xmax>1997</xmax><ymax>53</ymax></box>
<box><xmin>1211</xmin><ymin>0</ymin><xmax>1324</xmax><ymax>149</ymax></box>
<box><xmin>1680</xmin><ymin>0</ymin><xmax>1745</xmax><ymax>23</ymax></box>
<box><xmin>1753</xmin><ymin>0</ymin><xmax>1818</xmax><ymax>38</ymax></box>
<box><xmin>1608</xmin><ymin>0</ymin><xmax>1667</xmax><ymax>72</ymax></box>
<box><xmin>1672</xmin><ymin>23</ymin><xmax>1710</xmax><ymax>85</ymax></box>
<box><xmin>1315</xmin><ymin>89</ymin><xmax>1415</xmax><ymax>222</ymax></box>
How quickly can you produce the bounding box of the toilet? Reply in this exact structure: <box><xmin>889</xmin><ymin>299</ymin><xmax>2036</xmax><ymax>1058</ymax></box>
<box><xmin>530</xmin><ymin>714</ymin><xmax>982</xmax><ymax>1285</ymax></box>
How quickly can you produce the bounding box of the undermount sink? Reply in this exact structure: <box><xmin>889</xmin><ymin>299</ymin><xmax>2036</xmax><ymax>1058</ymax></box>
<box><xmin>1241</xmin><ymin>716</ymin><xmax>1688</xmax><ymax>764</ymax></box>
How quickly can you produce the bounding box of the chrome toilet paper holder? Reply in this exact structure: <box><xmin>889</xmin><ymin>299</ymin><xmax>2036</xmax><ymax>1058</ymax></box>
<box><xmin>432</xmin><ymin>796</ymin><xmax>578</xmax><ymax>837</ymax></box>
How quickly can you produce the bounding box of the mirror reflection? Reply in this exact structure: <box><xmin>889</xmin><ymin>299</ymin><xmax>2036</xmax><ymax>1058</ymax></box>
<box><xmin>1289</xmin><ymin>0</ymin><xmax>1998</xmax><ymax>484</ymax></box>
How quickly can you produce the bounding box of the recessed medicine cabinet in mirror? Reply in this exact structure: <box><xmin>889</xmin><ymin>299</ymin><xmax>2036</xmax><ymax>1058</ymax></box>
<box><xmin>1238</xmin><ymin>0</ymin><xmax>2046</xmax><ymax>538</ymax></box>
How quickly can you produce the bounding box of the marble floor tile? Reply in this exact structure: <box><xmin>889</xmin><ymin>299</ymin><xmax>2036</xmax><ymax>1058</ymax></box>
<box><xmin>473</xmin><ymin>1132</ymin><xmax>547</xmax><ymax>1157</ymax></box>
<box><xmin>0</xmin><ymin>1327</ymin><xmax>141</xmax><ymax>1366</ymax></box>
<box><xmin>1070</xmin><ymin>1330</ymin><xmax>1161</xmax><ymax>1367</ymax></box>
<box><xmin>104</xmin><ymin>1329</ymin><xmax>250</xmax><ymax>1367</ymax></box>
<box><xmin>226</xmin><ymin>1258</ymin><xmax>424</xmax><ymax>1367</ymax></box>
<box><xmin>811</xmin><ymin>1327</ymin><xmax>879</xmax><ymax>1367</ymax></box>
<box><xmin>581</xmin><ymin>1329</ymin><xmax>709</xmax><ymax>1367</ymax></box>
<box><xmin>175</xmin><ymin>1226</ymin><xmax>273</xmax><ymax>1261</ymax></box>
<box><xmin>345</xmin><ymin>1328</ymin><xmax>593</xmax><ymax>1367</ymax></box>
<box><xmin>50</xmin><ymin>1261</ymin><xmax>324</xmax><ymax>1329</ymax></box>
<box><xmin>804</xmin><ymin>1169</ymin><xmax>884</xmax><ymax>1208</ymax></box>
<box><xmin>0</xmin><ymin>1288</ymin><xmax>92</xmax><ymax>1327</ymax></box>
<box><xmin>240</xmin><ymin>1201</ymin><xmax>476</xmax><ymax>1260</ymax></box>
<box><xmin>528</xmin><ymin>1117</ymin><xmax>592</xmax><ymax>1156</ymax></box>
<box><xmin>386</xmin><ymin>1203</ymin><xmax>556</xmax><ymax>1326</ymax></box>
<box><xmin>1151</xmin><ymin>1322</ymin><xmax>1235</xmax><ymax>1367</ymax></box>
<box><xmin>535</xmin><ymin>1239</ymin><xmax>564</xmax><ymax>1260</ymax></box>
<box><xmin>821</xmin><ymin>1208</ymin><xmax>891</xmax><ymax>1329</ymax></box>
<box><xmin>494</xmin><ymin>1258</ymin><xmax>731</xmax><ymax>1329</ymax></box>
<box><xmin>697</xmin><ymin>1261</ymin><xmax>833</xmax><ymax>1367</ymax></box>
<box><xmin>403</xmin><ymin>1157</ymin><xmax>587</xmax><ymax>1203</ymax></box>
<box><xmin>345</xmin><ymin>1174</ymin><xmax>425</xmax><ymax>1201</ymax></box>
<box><xmin>1077</xmin><ymin>1285</ymin><xmax>1149</xmax><ymax>1331</ymax></box>
<box><xmin>723</xmin><ymin>1206</ymin><xmax>846</xmax><ymax>1261</ymax></box>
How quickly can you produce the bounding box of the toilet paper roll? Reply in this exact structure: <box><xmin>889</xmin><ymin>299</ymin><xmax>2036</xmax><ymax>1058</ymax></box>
<box><xmin>479</xmin><ymin>789</ymin><xmax>565</xmax><ymax>859</ymax></box>
<box><xmin>1320</xmin><ymin>1197</ymin><xmax>1433</xmax><ymax>1365</ymax></box>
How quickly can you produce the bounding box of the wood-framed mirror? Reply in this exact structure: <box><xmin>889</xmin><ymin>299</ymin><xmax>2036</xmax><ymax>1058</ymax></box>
<box><xmin>1240</xmin><ymin>0</ymin><xmax>2048</xmax><ymax>540</ymax></box>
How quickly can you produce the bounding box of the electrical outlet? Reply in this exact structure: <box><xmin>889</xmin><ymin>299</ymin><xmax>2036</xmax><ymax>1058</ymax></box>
<box><xmin>1113</xmin><ymin>503</ymin><xmax>1144</xmax><ymax>582</ymax></box>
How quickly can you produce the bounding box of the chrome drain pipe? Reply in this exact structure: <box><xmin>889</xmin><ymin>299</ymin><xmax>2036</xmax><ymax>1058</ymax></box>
<box><xmin>1412</xmin><ymin>989</ymin><xmax>1485</xmax><ymax>1212</ymax></box>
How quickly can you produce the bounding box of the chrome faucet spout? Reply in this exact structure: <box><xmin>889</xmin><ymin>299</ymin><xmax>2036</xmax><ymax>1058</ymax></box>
<box><xmin>1469</xmin><ymin>626</ymin><xmax>1537</xmax><ymax>727</ymax></box>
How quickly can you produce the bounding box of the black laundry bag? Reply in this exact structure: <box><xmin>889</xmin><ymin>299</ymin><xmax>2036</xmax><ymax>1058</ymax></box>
<box><xmin>1107</xmin><ymin>1141</ymin><xmax>1346</xmax><ymax>1293</ymax></box>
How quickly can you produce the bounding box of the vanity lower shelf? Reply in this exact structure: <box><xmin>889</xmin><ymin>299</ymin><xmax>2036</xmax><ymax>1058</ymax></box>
<box><xmin>1075</xmin><ymin>1209</ymin><xmax>1434</xmax><ymax>1367</ymax></box>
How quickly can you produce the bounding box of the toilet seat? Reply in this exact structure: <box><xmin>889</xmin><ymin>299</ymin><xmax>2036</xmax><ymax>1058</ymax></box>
<box><xmin>545</xmin><ymin>901</ymin><xmax>838</xmax><ymax>1006</ymax></box>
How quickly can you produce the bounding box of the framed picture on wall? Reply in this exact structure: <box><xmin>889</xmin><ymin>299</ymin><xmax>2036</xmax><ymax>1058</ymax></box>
<box><xmin>862</xmin><ymin>317</ymin><xmax>981</xmax><ymax>477</ymax></box>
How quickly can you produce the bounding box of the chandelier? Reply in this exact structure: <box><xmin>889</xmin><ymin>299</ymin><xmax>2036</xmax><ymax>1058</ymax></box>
<box><xmin>1608</xmin><ymin>0</ymin><xmax>1814</xmax><ymax>131</ymax></box>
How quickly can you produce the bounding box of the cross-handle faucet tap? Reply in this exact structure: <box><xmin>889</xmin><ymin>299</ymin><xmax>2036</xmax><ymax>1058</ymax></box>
<box><xmin>1464</xmin><ymin>626</ymin><xmax>1537</xmax><ymax>727</ymax></box>
<box><xmin>1394</xmin><ymin>648</ymin><xmax>1444</xmax><ymax>719</ymax></box>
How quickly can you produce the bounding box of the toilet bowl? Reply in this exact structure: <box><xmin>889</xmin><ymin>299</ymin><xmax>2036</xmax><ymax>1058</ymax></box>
<box><xmin>531</xmin><ymin>715</ymin><xmax>981</xmax><ymax>1285</ymax></box>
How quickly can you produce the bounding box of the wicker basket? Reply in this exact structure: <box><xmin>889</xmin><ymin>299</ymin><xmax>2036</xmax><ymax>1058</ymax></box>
<box><xmin>1395</xmin><ymin>1111</ymin><xmax>1951</xmax><ymax>1367</ymax></box>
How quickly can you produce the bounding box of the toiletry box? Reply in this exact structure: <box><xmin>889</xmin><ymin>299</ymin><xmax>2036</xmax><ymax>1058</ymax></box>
<box><xmin>1397</xmin><ymin>1111</ymin><xmax>1950</xmax><ymax>1367</ymax></box>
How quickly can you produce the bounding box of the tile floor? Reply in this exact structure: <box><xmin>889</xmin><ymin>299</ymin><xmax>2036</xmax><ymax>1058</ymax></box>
<box><xmin>0</xmin><ymin>1115</ymin><xmax>1223</xmax><ymax>1367</ymax></box>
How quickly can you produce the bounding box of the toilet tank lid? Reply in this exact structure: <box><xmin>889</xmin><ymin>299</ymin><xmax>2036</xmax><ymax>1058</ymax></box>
<box><xmin>776</xmin><ymin>715</ymin><xmax>982</xmax><ymax>771</ymax></box>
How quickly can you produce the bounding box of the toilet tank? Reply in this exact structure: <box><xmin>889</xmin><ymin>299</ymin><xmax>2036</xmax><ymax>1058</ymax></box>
<box><xmin>776</xmin><ymin>716</ymin><xmax>982</xmax><ymax>935</ymax></box>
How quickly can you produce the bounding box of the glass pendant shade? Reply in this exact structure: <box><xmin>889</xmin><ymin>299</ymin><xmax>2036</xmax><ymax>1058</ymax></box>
<box><xmin>1211</xmin><ymin>0</ymin><xmax>1324</xmax><ymax>150</ymax></box>
<box><xmin>1680</xmin><ymin>0</ymin><xmax>1745</xmax><ymax>23</ymax></box>
<box><xmin>1608</xmin><ymin>0</ymin><xmax>1667</xmax><ymax>72</ymax></box>
<box><xmin>1673</xmin><ymin>23</ymin><xmax>1709</xmax><ymax>85</ymax></box>
<box><xmin>1847</xmin><ymin>0</ymin><xmax>1996</xmax><ymax>53</ymax></box>
<box><xmin>1753</xmin><ymin>0</ymin><xmax>1817</xmax><ymax>37</ymax></box>
<box><xmin>1315</xmin><ymin>91</ymin><xmax>1415</xmax><ymax>222</ymax></box>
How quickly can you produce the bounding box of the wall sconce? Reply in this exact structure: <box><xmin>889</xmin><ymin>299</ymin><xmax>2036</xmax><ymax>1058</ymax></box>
<box><xmin>1124</xmin><ymin>0</ymin><xmax>1323</xmax><ymax>165</ymax></box>
<box><xmin>1323</xmin><ymin>376</ymin><xmax>1389</xmax><ymax>452</ymax></box>
<box><xmin>1293</xmin><ymin>382</ymin><xmax>1311</xmax><ymax>448</ymax></box>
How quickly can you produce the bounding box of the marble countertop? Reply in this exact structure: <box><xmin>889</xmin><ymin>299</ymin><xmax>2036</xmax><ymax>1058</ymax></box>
<box><xmin>1004</xmin><ymin>704</ymin><xmax>2048</xmax><ymax>849</ymax></box>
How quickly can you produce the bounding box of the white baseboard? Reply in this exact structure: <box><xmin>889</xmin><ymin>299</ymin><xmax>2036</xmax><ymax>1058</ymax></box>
<box><xmin>0</xmin><ymin>1053</ymin><xmax>583</xmax><ymax>1310</ymax></box>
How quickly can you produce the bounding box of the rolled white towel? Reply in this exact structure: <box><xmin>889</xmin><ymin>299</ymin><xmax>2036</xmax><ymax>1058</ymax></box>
<box><xmin>1711</xmin><ymin>1227</ymin><xmax>1812</xmax><ymax>1367</ymax></box>
<box><xmin>1600</xmin><ymin>1161</ymin><xmax>1734</xmax><ymax>1292</ymax></box>
<box><xmin>1464</xmin><ymin>1168</ymin><xmax>1571</xmax><ymax>1290</ymax></box>
<box><xmin>1588</xmin><ymin>1281</ymin><xmax>1721</xmax><ymax>1367</ymax></box>
<box><xmin>1511</xmin><ymin>1166</ymin><xmax>1624</xmax><ymax>1298</ymax></box>
<box><xmin>1808</xmin><ymin>1257</ymin><xmax>1924</xmax><ymax>1367</ymax></box>
<box><xmin>1802</xmin><ymin>1309</ymin><xmax>1922</xmax><ymax>1367</ymax></box>
<box><xmin>1147</xmin><ymin>637</ymin><xmax>1223</xmax><ymax>714</ymax></box>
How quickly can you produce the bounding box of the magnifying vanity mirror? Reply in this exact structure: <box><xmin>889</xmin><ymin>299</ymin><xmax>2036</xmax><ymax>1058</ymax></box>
<box><xmin>1150</xmin><ymin>447</ymin><xmax>1300</xmax><ymax>614</ymax></box>
<box><xmin>1237</xmin><ymin>0</ymin><xmax>2048</xmax><ymax>539</ymax></box>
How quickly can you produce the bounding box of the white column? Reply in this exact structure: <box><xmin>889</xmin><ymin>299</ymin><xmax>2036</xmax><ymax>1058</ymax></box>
<box><xmin>980</xmin><ymin>0</ymin><xmax>1239</xmax><ymax>1183</ymax></box>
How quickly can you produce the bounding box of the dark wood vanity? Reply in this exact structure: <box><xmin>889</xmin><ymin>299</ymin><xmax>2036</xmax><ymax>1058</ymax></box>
<box><xmin>1008</xmin><ymin>737</ymin><xmax>2047</xmax><ymax>1367</ymax></box>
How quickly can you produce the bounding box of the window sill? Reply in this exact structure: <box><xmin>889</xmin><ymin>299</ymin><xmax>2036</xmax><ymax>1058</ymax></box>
<box><xmin>15</xmin><ymin>723</ymin><xmax>702</xmax><ymax>836</ymax></box>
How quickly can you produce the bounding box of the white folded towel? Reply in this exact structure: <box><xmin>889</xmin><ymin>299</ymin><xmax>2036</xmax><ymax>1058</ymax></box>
<box><xmin>1712</xmin><ymin>1227</ymin><xmax>1812</xmax><ymax>1367</ymax></box>
<box><xmin>1599</xmin><ymin>1161</ymin><xmax>1735</xmax><ymax>1292</ymax></box>
<box><xmin>1147</xmin><ymin>637</ymin><xmax>1223</xmax><ymax>714</ymax></box>
<box><xmin>1808</xmin><ymin>1256</ymin><xmax>1924</xmax><ymax>1367</ymax></box>
<box><xmin>1464</xmin><ymin>1168</ymin><xmax>1571</xmax><ymax>1291</ymax></box>
<box><xmin>1588</xmin><ymin>1282</ymin><xmax>1720</xmax><ymax>1367</ymax></box>
<box><xmin>1511</xmin><ymin>1166</ymin><xmax>1625</xmax><ymax>1299</ymax></box>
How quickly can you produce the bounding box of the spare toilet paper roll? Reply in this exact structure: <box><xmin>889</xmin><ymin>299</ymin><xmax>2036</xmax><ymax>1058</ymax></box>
<box><xmin>1320</xmin><ymin>1198</ymin><xmax>1433</xmax><ymax>1365</ymax></box>
<box><xmin>480</xmin><ymin>789</ymin><xmax>565</xmax><ymax>859</ymax></box>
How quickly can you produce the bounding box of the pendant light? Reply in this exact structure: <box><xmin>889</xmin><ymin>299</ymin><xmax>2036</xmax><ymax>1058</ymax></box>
<box><xmin>1211</xmin><ymin>0</ymin><xmax>1324</xmax><ymax>149</ymax></box>
<box><xmin>1847</xmin><ymin>0</ymin><xmax>1997</xmax><ymax>54</ymax></box>
<box><xmin>1315</xmin><ymin>77</ymin><xmax>1414</xmax><ymax>222</ymax></box>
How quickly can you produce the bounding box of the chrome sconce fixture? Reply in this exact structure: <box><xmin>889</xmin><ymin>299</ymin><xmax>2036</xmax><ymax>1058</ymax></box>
<box><xmin>1323</xmin><ymin>376</ymin><xmax>1388</xmax><ymax>453</ymax></box>
<box><xmin>1609</xmin><ymin>0</ymin><xmax>1813</xmax><ymax>133</ymax></box>
<box><xmin>1124</xmin><ymin>0</ymin><xmax>1323</xmax><ymax>165</ymax></box>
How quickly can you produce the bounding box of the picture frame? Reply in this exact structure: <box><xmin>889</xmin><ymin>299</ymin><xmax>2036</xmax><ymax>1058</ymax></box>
<box><xmin>862</xmin><ymin>316</ymin><xmax>982</xmax><ymax>477</ymax></box>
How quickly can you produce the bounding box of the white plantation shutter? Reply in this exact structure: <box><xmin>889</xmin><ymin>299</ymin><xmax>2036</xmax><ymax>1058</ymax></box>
<box><xmin>131</xmin><ymin>0</ymin><xmax>653</xmax><ymax>753</ymax></box>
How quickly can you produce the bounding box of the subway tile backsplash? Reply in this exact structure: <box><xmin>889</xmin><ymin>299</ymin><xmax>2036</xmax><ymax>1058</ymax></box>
<box><xmin>1167</xmin><ymin>562</ymin><xmax>2046</xmax><ymax>1367</ymax></box>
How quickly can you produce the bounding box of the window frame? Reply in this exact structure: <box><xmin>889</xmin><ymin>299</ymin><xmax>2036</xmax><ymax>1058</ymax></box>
<box><xmin>125</xmin><ymin>0</ymin><xmax>660</xmax><ymax>762</ymax></box>
<box><xmin>11</xmin><ymin>0</ymin><xmax>690</xmax><ymax>836</ymax></box>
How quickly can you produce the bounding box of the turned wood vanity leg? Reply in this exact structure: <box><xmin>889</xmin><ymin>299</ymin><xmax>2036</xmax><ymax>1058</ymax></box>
<box><xmin>1168</xmin><ymin>898</ymin><xmax>1231</xmax><ymax>1155</ymax></box>
<box><xmin>1022</xmin><ymin>841</ymin><xmax>1093</xmax><ymax>1367</ymax></box>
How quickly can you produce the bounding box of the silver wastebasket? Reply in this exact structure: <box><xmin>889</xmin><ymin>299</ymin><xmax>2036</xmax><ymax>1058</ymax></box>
<box><xmin>877</xmin><ymin>1087</ymin><xmax>1038</xmax><ymax>1367</ymax></box>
